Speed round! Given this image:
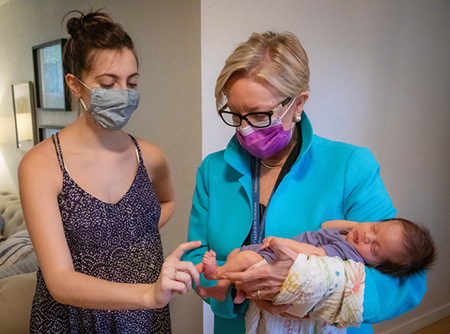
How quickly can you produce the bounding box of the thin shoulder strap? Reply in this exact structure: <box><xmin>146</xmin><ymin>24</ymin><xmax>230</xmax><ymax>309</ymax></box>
<box><xmin>128</xmin><ymin>135</ymin><xmax>143</xmax><ymax>164</ymax></box>
<box><xmin>51</xmin><ymin>133</ymin><xmax>66</xmax><ymax>172</ymax></box>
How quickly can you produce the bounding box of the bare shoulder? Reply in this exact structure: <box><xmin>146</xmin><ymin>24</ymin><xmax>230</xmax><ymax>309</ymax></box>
<box><xmin>18</xmin><ymin>137</ymin><xmax>62</xmax><ymax>192</ymax></box>
<box><xmin>19</xmin><ymin>138</ymin><xmax>54</xmax><ymax>172</ymax></box>
<box><xmin>133</xmin><ymin>137</ymin><xmax>170</xmax><ymax>179</ymax></box>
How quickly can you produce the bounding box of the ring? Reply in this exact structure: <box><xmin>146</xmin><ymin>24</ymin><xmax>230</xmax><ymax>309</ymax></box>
<box><xmin>174</xmin><ymin>269</ymin><xmax>178</xmax><ymax>280</ymax></box>
<box><xmin>257</xmin><ymin>290</ymin><xmax>262</xmax><ymax>299</ymax></box>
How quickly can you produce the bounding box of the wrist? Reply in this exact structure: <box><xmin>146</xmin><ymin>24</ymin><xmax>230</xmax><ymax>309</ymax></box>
<box><xmin>143</xmin><ymin>283</ymin><xmax>161</xmax><ymax>309</ymax></box>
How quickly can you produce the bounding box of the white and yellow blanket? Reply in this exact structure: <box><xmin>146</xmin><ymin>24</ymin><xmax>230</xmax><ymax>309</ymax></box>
<box><xmin>245</xmin><ymin>254</ymin><xmax>365</xmax><ymax>334</ymax></box>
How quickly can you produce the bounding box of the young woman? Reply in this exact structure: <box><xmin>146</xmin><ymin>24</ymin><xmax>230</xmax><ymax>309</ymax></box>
<box><xmin>19</xmin><ymin>10</ymin><xmax>199</xmax><ymax>333</ymax></box>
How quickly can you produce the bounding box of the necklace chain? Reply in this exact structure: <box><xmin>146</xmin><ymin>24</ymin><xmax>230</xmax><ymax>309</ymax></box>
<box><xmin>260</xmin><ymin>160</ymin><xmax>284</xmax><ymax>169</ymax></box>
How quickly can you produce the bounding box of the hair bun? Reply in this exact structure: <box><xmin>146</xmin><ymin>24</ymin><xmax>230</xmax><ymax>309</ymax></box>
<box><xmin>66</xmin><ymin>16</ymin><xmax>83</xmax><ymax>39</ymax></box>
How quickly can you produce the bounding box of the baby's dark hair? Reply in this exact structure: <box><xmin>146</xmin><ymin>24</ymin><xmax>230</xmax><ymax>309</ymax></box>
<box><xmin>373</xmin><ymin>218</ymin><xmax>436</xmax><ymax>277</ymax></box>
<box><xmin>62</xmin><ymin>9</ymin><xmax>137</xmax><ymax>79</ymax></box>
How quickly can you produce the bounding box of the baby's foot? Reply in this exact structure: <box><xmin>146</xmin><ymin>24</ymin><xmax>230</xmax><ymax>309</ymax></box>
<box><xmin>202</xmin><ymin>250</ymin><xmax>218</xmax><ymax>280</ymax></box>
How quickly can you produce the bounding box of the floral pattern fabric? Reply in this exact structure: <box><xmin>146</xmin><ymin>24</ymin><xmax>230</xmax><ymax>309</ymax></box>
<box><xmin>245</xmin><ymin>254</ymin><xmax>365</xmax><ymax>334</ymax></box>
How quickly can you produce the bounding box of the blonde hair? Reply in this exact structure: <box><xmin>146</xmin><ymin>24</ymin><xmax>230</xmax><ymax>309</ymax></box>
<box><xmin>215</xmin><ymin>31</ymin><xmax>310</xmax><ymax>110</ymax></box>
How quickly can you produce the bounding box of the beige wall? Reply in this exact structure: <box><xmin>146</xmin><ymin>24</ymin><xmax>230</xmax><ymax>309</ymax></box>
<box><xmin>0</xmin><ymin>0</ymin><xmax>202</xmax><ymax>333</ymax></box>
<box><xmin>201</xmin><ymin>1</ymin><xmax>450</xmax><ymax>333</ymax></box>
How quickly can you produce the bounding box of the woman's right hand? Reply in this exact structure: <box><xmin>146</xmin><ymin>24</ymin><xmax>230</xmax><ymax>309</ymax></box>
<box><xmin>150</xmin><ymin>241</ymin><xmax>201</xmax><ymax>308</ymax></box>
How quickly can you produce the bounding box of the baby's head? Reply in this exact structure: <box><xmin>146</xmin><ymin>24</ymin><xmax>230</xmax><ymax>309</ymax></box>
<box><xmin>345</xmin><ymin>218</ymin><xmax>436</xmax><ymax>277</ymax></box>
<box><xmin>374</xmin><ymin>218</ymin><xmax>436</xmax><ymax>277</ymax></box>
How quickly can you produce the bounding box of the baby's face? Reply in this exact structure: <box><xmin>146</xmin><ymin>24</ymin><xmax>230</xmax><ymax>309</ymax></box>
<box><xmin>345</xmin><ymin>220</ymin><xmax>406</xmax><ymax>266</ymax></box>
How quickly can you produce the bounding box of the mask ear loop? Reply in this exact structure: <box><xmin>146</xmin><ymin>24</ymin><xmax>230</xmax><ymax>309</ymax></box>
<box><xmin>74</xmin><ymin>76</ymin><xmax>92</xmax><ymax>90</ymax></box>
<box><xmin>279</xmin><ymin>96</ymin><xmax>297</xmax><ymax>119</ymax></box>
<box><xmin>278</xmin><ymin>97</ymin><xmax>299</xmax><ymax>135</ymax></box>
<box><xmin>79</xmin><ymin>98</ymin><xmax>88</xmax><ymax>111</ymax></box>
<box><xmin>73</xmin><ymin>76</ymin><xmax>92</xmax><ymax>111</ymax></box>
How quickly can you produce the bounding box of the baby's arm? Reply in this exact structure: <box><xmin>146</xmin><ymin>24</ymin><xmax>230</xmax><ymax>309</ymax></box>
<box><xmin>321</xmin><ymin>219</ymin><xmax>358</xmax><ymax>230</ymax></box>
<box><xmin>262</xmin><ymin>237</ymin><xmax>326</xmax><ymax>257</ymax></box>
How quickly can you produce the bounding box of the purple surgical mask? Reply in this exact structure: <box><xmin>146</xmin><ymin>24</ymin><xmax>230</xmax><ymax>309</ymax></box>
<box><xmin>236</xmin><ymin>97</ymin><xmax>297</xmax><ymax>159</ymax></box>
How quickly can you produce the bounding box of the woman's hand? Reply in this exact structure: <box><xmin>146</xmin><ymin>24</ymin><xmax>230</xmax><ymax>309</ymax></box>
<box><xmin>150</xmin><ymin>241</ymin><xmax>201</xmax><ymax>308</ymax></box>
<box><xmin>224</xmin><ymin>241</ymin><xmax>298</xmax><ymax>302</ymax></box>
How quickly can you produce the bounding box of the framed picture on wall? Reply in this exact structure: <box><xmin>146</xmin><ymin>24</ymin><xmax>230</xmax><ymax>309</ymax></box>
<box><xmin>32</xmin><ymin>38</ymin><xmax>71</xmax><ymax>111</ymax></box>
<box><xmin>11</xmin><ymin>82</ymin><xmax>37</xmax><ymax>151</ymax></box>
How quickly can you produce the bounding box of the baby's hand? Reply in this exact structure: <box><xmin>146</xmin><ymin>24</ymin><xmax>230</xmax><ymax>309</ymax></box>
<box><xmin>261</xmin><ymin>236</ymin><xmax>277</xmax><ymax>250</ymax></box>
<box><xmin>321</xmin><ymin>220</ymin><xmax>358</xmax><ymax>230</ymax></box>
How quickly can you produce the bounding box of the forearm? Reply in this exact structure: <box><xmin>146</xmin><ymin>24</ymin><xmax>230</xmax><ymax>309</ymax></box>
<box><xmin>45</xmin><ymin>270</ymin><xmax>157</xmax><ymax>310</ymax></box>
<box><xmin>283</xmin><ymin>240</ymin><xmax>327</xmax><ymax>257</ymax></box>
<box><xmin>267</xmin><ymin>238</ymin><xmax>326</xmax><ymax>257</ymax></box>
<box><xmin>47</xmin><ymin>240</ymin><xmax>201</xmax><ymax>310</ymax></box>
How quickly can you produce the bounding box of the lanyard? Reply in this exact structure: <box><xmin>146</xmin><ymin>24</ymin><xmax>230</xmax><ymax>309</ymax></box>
<box><xmin>250</xmin><ymin>157</ymin><xmax>275</xmax><ymax>244</ymax></box>
<box><xmin>248</xmin><ymin>122</ymin><xmax>303</xmax><ymax>245</ymax></box>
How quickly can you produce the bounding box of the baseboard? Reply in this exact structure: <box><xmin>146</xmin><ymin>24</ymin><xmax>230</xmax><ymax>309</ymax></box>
<box><xmin>374</xmin><ymin>302</ymin><xmax>450</xmax><ymax>334</ymax></box>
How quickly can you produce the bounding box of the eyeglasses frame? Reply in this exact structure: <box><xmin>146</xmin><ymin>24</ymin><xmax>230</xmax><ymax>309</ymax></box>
<box><xmin>218</xmin><ymin>97</ymin><xmax>292</xmax><ymax>128</ymax></box>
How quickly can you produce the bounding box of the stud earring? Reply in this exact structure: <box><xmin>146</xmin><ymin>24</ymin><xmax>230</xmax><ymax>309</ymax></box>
<box><xmin>294</xmin><ymin>114</ymin><xmax>302</xmax><ymax>122</ymax></box>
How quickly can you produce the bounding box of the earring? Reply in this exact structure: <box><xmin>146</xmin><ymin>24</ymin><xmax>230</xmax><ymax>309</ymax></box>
<box><xmin>294</xmin><ymin>114</ymin><xmax>301</xmax><ymax>122</ymax></box>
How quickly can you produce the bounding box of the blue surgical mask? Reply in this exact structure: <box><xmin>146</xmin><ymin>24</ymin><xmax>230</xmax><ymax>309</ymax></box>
<box><xmin>77</xmin><ymin>78</ymin><xmax>140</xmax><ymax>131</ymax></box>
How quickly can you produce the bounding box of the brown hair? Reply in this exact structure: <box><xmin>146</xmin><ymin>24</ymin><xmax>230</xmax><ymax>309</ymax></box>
<box><xmin>62</xmin><ymin>9</ymin><xmax>137</xmax><ymax>79</ymax></box>
<box><xmin>374</xmin><ymin>218</ymin><xmax>437</xmax><ymax>277</ymax></box>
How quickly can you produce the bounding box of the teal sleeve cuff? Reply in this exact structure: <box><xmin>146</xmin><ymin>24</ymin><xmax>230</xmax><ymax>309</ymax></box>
<box><xmin>362</xmin><ymin>267</ymin><xmax>426</xmax><ymax>323</ymax></box>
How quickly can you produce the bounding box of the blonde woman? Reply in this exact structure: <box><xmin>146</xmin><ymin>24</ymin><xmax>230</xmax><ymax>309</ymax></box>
<box><xmin>183</xmin><ymin>31</ymin><xmax>426</xmax><ymax>334</ymax></box>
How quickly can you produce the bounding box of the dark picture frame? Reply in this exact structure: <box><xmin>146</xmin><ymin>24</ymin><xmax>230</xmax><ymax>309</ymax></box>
<box><xmin>12</xmin><ymin>82</ymin><xmax>38</xmax><ymax>151</ymax></box>
<box><xmin>32</xmin><ymin>39</ymin><xmax>71</xmax><ymax>111</ymax></box>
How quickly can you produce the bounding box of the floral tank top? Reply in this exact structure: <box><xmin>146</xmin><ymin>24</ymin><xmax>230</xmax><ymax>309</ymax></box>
<box><xmin>30</xmin><ymin>133</ymin><xmax>171</xmax><ymax>333</ymax></box>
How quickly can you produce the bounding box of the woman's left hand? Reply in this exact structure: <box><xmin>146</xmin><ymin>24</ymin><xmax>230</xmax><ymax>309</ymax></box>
<box><xmin>151</xmin><ymin>241</ymin><xmax>202</xmax><ymax>308</ymax></box>
<box><xmin>224</xmin><ymin>241</ymin><xmax>298</xmax><ymax>301</ymax></box>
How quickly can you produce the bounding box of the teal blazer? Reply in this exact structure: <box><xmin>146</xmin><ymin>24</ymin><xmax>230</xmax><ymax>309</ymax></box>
<box><xmin>183</xmin><ymin>113</ymin><xmax>426</xmax><ymax>334</ymax></box>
